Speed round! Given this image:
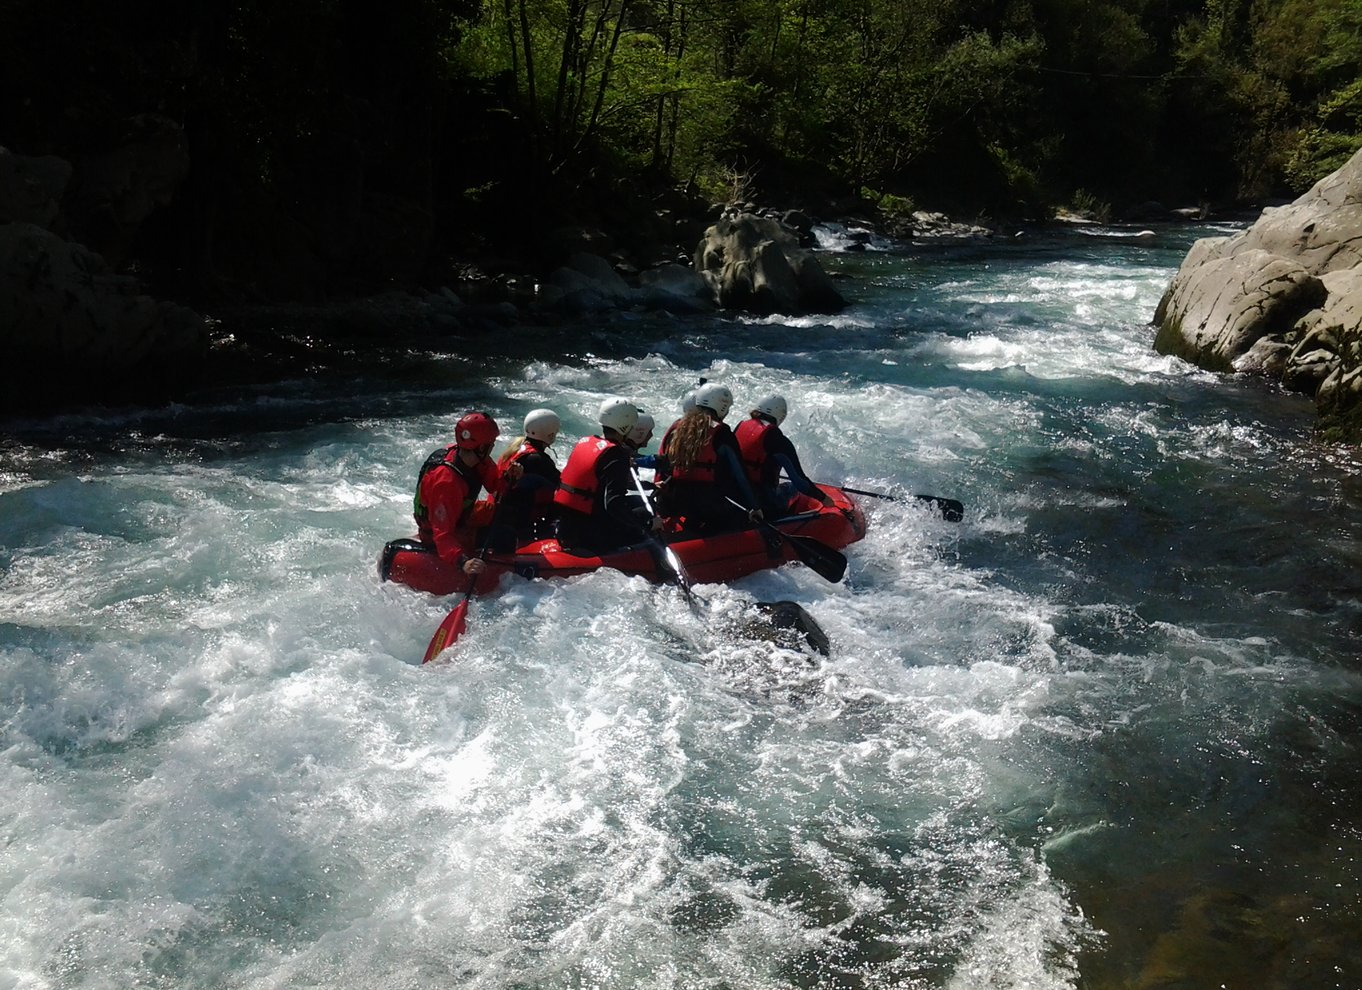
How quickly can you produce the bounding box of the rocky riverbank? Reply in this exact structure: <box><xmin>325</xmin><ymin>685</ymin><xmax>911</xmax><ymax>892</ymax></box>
<box><xmin>5</xmin><ymin>130</ymin><xmax>1262</xmax><ymax>420</ymax></box>
<box><xmin>0</xmin><ymin>135</ymin><xmax>958</xmax><ymax>414</ymax></box>
<box><xmin>1153</xmin><ymin>146</ymin><xmax>1362</xmax><ymax>442</ymax></box>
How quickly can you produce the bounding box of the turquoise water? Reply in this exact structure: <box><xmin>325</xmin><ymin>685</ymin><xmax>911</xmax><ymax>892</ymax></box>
<box><xmin>3</xmin><ymin>222</ymin><xmax>1361</xmax><ymax>989</ymax></box>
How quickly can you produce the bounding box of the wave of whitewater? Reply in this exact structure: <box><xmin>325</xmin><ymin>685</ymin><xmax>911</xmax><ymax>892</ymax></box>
<box><xmin>4</xmin><ymin>223</ymin><xmax>1362</xmax><ymax>988</ymax></box>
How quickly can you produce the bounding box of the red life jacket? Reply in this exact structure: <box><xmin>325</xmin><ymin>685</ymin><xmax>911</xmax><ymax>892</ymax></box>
<box><xmin>553</xmin><ymin>436</ymin><xmax>616</xmax><ymax>515</ymax></box>
<box><xmin>734</xmin><ymin>417</ymin><xmax>776</xmax><ymax>485</ymax></box>
<box><xmin>510</xmin><ymin>439</ymin><xmax>558</xmax><ymax>506</ymax></box>
<box><xmin>666</xmin><ymin>422</ymin><xmax>719</xmax><ymax>483</ymax></box>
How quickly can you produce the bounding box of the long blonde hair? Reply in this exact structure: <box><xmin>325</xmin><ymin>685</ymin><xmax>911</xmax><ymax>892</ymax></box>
<box><xmin>663</xmin><ymin>409</ymin><xmax>715</xmax><ymax>473</ymax></box>
<box><xmin>498</xmin><ymin>436</ymin><xmax>528</xmax><ymax>469</ymax></box>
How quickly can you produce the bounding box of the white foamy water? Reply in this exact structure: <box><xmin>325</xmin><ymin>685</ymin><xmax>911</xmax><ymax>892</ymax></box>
<box><xmin>4</xmin><ymin>223</ymin><xmax>1362</xmax><ymax>989</ymax></box>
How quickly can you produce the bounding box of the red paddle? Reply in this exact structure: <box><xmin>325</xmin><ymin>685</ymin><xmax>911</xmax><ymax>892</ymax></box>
<box><xmin>422</xmin><ymin>573</ymin><xmax>478</xmax><ymax>663</ymax></box>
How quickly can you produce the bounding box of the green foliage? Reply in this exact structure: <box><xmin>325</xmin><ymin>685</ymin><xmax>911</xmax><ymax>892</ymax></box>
<box><xmin>7</xmin><ymin>0</ymin><xmax>1362</xmax><ymax>299</ymax></box>
<box><xmin>1283</xmin><ymin>78</ymin><xmax>1362</xmax><ymax>190</ymax></box>
<box><xmin>1171</xmin><ymin>0</ymin><xmax>1362</xmax><ymax>200</ymax></box>
<box><xmin>860</xmin><ymin>188</ymin><xmax>916</xmax><ymax>218</ymax></box>
<box><xmin>1068</xmin><ymin>189</ymin><xmax>1112</xmax><ymax>223</ymax></box>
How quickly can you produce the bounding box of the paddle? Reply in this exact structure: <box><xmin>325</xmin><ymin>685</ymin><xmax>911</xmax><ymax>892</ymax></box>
<box><xmin>634</xmin><ymin>469</ymin><xmax>830</xmax><ymax>652</ymax></box>
<box><xmin>724</xmin><ymin>496</ymin><xmax>847</xmax><ymax>583</ymax></box>
<box><xmin>421</xmin><ymin>490</ymin><xmax>515</xmax><ymax>663</ymax></box>
<box><xmin>422</xmin><ymin>568</ymin><xmax>479</xmax><ymax>663</ymax></box>
<box><xmin>630</xmin><ymin>467</ymin><xmax>704</xmax><ymax>613</ymax></box>
<box><xmin>834</xmin><ymin>484</ymin><xmax>965</xmax><ymax>522</ymax></box>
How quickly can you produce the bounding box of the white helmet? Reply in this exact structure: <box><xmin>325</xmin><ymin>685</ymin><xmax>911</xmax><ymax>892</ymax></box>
<box><xmin>523</xmin><ymin>408</ymin><xmax>561</xmax><ymax>444</ymax></box>
<box><xmin>680</xmin><ymin>389</ymin><xmax>697</xmax><ymax>415</ymax></box>
<box><xmin>597</xmin><ymin>397</ymin><xmax>639</xmax><ymax>436</ymax></box>
<box><xmin>693</xmin><ymin>383</ymin><xmax>733</xmax><ymax>420</ymax></box>
<box><xmin>752</xmin><ymin>394</ymin><xmax>787</xmax><ymax>425</ymax></box>
<box><xmin>627</xmin><ymin>412</ymin><xmax>655</xmax><ymax>447</ymax></box>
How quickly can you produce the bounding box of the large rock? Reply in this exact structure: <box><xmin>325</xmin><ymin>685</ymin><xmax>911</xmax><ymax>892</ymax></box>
<box><xmin>694</xmin><ymin>212</ymin><xmax>845</xmax><ymax>315</ymax></box>
<box><xmin>0</xmin><ymin>147</ymin><xmax>72</xmax><ymax>227</ymax></box>
<box><xmin>63</xmin><ymin>114</ymin><xmax>191</xmax><ymax>264</ymax></box>
<box><xmin>0</xmin><ymin>223</ymin><xmax>207</xmax><ymax>407</ymax></box>
<box><xmin>1154</xmin><ymin>147</ymin><xmax>1362</xmax><ymax>439</ymax></box>
<box><xmin>1152</xmin><ymin>249</ymin><xmax>1326</xmax><ymax>371</ymax></box>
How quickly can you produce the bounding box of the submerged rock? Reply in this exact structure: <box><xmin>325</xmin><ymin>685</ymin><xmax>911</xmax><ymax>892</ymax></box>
<box><xmin>741</xmin><ymin>600</ymin><xmax>831</xmax><ymax>656</ymax></box>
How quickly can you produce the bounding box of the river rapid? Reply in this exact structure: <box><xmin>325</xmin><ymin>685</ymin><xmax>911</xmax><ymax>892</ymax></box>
<box><xmin>3</xmin><ymin>221</ymin><xmax>1361</xmax><ymax>989</ymax></box>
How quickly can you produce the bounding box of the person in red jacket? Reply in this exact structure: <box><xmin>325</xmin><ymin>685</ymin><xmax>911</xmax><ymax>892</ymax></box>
<box><xmin>733</xmin><ymin>393</ymin><xmax>835</xmax><ymax>517</ymax></box>
<box><xmin>496</xmin><ymin>407</ymin><xmax>562</xmax><ymax>543</ymax></box>
<box><xmin>654</xmin><ymin>382</ymin><xmax>763</xmax><ymax>532</ymax></box>
<box><xmin>554</xmin><ymin>398</ymin><xmax>662</xmax><ymax>553</ymax></box>
<box><xmin>414</xmin><ymin>411</ymin><xmax>522</xmax><ymax>575</ymax></box>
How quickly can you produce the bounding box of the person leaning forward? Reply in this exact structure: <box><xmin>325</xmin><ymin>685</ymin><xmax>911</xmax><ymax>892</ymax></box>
<box><xmin>734</xmin><ymin>393</ymin><xmax>835</xmax><ymax>517</ymax></box>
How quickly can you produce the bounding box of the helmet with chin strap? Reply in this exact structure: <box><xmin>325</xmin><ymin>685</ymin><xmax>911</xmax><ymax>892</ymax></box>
<box><xmin>693</xmin><ymin>382</ymin><xmax>733</xmax><ymax>420</ymax></box>
<box><xmin>597</xmin><ymin>397</ymin><xmax>639</xmax><ymax>436</ymax></box>
<box><xmin>523</xmin><ymin>408</ymin><xmax>561</xmax><ymax>444</ymax></box>
<box><xmin>752</xmin><ymin>394</ymin><xmax>788</xmax><ymax>425</ymax></box>
<box><xmin>627</xmin><ymin>412</ymin><xmax>655</xmax><ymax>447</ymax></box>
<box><xmin>455</xmin><ymin>411</ymin><xmax>499</xmax><ymax>450</ymax></box>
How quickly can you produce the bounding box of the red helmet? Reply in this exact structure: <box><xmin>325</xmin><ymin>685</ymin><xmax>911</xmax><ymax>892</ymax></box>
<box><xmin>454</xmin><ymin>411</ymin><xmax>499</xmax><ymax>450</ymax></box>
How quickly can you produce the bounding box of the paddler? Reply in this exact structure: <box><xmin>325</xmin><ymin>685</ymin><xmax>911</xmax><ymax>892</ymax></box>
<box><xmin>654</xmin><ymin>382</ymin><xmax>764</xmax><ymax>532</ymax></box>
<box><xmin>414</xmin><ymin>411</ymin><xmax>522</xmax><ymax>576</ymax></box>
<box><xmin>495</xmin><ymin>407</ymin><xmax>562</xmax><ymax>543</ymax></box>
<box><xmin>733</xmin><ymin>394</ymin><xmax>835</xmax><ymax>517</ymax></box>
<box><xmin>554</xmin><ymin>398</ymin><xmax>664</xmax><ymax>553</ymax></box>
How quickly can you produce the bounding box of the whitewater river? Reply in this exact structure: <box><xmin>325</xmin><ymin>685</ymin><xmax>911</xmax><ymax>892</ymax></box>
<box><xmin>3</xmin><ymin>221</ymin><xmax>1361</xmax><ymax>989</ymax></box>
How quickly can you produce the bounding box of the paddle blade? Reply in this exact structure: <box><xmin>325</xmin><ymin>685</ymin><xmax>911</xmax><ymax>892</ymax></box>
<box><xmin>663</xmin><ymin>546</ymin><xmax>691</xmax><ymax>590</ymax></box>
<box><xmin>786</xmin><ymin>533</ymin><xmax>848</xmax><ymax>583</ymax></box>
<box><xmin>917</xmin><ymin>495</ymin><xmax>965</xmax><ymax>522</ymax></box>
<box><xmin>422</xmin><ymin>599</ymin><xmax>470</xmax><ymax>663</ymax></box>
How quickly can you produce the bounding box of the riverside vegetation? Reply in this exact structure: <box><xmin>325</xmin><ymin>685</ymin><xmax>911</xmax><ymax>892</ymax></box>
<box><xmin>1</xmin><ymin>0</ymin><xmax>1361</xmax><ymax>413</ymax></box>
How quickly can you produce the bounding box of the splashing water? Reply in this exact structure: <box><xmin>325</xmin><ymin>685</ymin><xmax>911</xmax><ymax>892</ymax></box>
<box><xmin>3</xmin><ymin>223</ymin><xmax>1362</xmax><ymax>989</ymax></box>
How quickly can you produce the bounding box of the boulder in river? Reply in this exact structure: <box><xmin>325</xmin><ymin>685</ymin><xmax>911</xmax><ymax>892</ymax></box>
<box><xmin>694</xmin><ymin>212</ymin><xmax>845</xmax><ymax>315</ymax></box>
<box><xmin>1153</xmin><ymin>147</ymin><xmax>1362</xmax><ymax>440</ymax></box>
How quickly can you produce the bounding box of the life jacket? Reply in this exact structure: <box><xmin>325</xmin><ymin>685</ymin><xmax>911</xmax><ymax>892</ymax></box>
<box><xmin>653</xmin><ymin>421</ymin><xmax>680</xmax><ymax>481</ymax></box>
<box><xmin>553</xmin><ymin>436</ymin><xmax>616</xmax><ymax>515</ymax></box>
<box><xmin>666</xmin><ymin>422</ymin><xmax>719</xmax><ymax>483</ymax></box>
<box><xmin>512</xmin><ymin>439</ymin><xmax>559</xmax><ymax>504</ymax></box>
<box><xmin>735</xmin><ymin>417</ymin><xmax>776</xmax><ymax>485</ymax></box>
<box><xmin>413</xmin><ymin>445</ymin><xmax>485</xmax><ymax>528</ymax></box>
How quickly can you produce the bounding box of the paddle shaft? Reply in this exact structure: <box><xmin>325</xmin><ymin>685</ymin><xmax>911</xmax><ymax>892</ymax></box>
<box><xmin>723</xmin><ymin>496</ymin><xmax>847</xmax><ymax>583</ymax></box>
<box><xmin>835</xmin><ymin>485</ymin><xmax>964</xmax><ymax>522</ymax></box>
<box><xmin>421</xmin><ymin>488</ymin><xmax>510</xmax><ymax>662</ymax></box>
<box><xmin>630</xmin><ymin>467</ymin><xmax>705</xmax><ymax>610</ymax></box>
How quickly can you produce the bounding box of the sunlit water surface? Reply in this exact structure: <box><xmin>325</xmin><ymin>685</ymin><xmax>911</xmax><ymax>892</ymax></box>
<box><xmin>4</xmin><ymin>222</ymin><xmax>1362</xmax><ymax>990</ymax></box>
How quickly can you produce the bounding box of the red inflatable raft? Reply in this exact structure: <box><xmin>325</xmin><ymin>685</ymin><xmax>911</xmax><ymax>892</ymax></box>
<box><xmin>380</xmin><ymin>485</ymin><xmax>866</xmax><ymax>596</ymax></box>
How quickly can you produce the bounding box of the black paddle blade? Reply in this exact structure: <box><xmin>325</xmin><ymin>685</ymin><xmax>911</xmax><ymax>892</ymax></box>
<box><xmin>917</xmin><ymin>495</ymin><xmax>965</xmax><ymax>522</ymax></box>
<box><xmin>786</xmin><ymin>533</ymin><xmax>848</xmax><ymax>583</ymax></box>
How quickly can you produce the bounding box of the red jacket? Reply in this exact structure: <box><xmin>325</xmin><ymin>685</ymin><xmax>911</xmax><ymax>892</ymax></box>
<box><xmin>416</xmin><ymin>448</ymin><xmax>506</xmax><ymax>564</ymax></box>
<box><xmin>665</xmin><ymin>422</ymin><xmax>719</xmax><ymax>483</ymax></box>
